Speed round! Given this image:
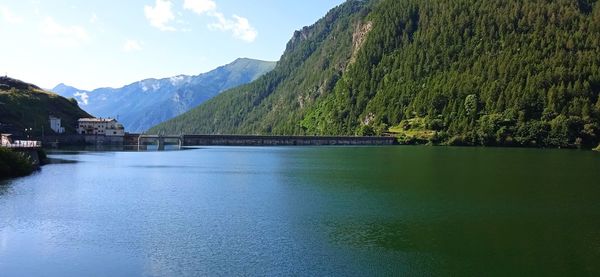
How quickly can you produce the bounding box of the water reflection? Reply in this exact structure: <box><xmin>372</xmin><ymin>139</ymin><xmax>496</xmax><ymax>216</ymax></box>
<box><xmin>49</xmin><ymin>144</ymin><xmax>185</xmax><ymax>152</ymax></box>
<box><xmin>0</xmin><ymin>146</ymin><xmax>599</xmax><ymax>276</ymax></box>
<box><xmin>0</xmin><ymin>182</ymin><xmax>12</xmax><ymax>196</ymax></box>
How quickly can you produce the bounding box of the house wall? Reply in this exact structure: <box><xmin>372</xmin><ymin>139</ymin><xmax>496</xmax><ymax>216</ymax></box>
<box><xmin>1</xmin><ymin>135</ymin><xmax>12</xmax><ymax>146</ymax></box>
<box><xmin>49</xmin><ymin>118</ymin><xmax>65</xmax><ymax>134</ymax></box>
<box><xmin>77</xmin><ymin>120</ymin><xmax>124</xmax><ymax>136</ymax></box>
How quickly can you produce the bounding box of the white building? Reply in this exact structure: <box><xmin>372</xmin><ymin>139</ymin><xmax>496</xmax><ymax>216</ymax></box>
<box><xmin>1</xmin><ymin>134</ymin><xmax>12</xmax><ymax>146</ymax></box>
<box><xmin>77</xmin><ymin>118</ymin><xmax>125</xmax><ymax>136</ymax></box>
<box><xmin>49</xmin><ymin>116</ymin><xmax>65</xmax><ymax>134</ymax></box>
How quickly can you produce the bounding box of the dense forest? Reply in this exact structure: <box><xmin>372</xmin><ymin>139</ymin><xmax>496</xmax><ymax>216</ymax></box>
<box><xmin>151</xmin><ymin>0</ymin><xmax>600</xmax><ymax>148</ymax></box>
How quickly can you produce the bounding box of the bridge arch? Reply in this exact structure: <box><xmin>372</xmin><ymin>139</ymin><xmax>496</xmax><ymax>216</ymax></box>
<box><xmin>137</xmin><ymin>135</ymin><xmax>183</xmax><ymax>151</ymax></box>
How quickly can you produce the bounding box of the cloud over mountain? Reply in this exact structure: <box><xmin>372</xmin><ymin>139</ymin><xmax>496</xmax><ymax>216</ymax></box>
<box><xmin>144</xmin><ymin>0</ymin><xmax>176</xmax><ymax>31</ymax></box>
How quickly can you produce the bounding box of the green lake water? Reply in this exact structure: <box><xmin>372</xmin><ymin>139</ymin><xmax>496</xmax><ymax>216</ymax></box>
<box><xmin>1</xmin><ymin>146</ymin><xmax>599</xmax><ymax>276</ymax></box>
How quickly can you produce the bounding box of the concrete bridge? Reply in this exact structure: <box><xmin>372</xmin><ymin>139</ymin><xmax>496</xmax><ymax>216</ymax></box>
<box><xmin>182</xmin><ymin>134</ymin><xmax>397</xmax><ymax>146</ymax></box>
<box><xmin>136</xmin><ymin>134</ymin><xmax>183</xmax><ymax>150</ymax></box>
<box><xmin>127</xmin><ymin>134</ymin><xmax>397</xmax><ymax>149</ymax></box>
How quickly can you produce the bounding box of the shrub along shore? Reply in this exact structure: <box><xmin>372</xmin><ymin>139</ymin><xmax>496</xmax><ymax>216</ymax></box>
<box><xmin>0</xmin><ymin>148</ymin><xmax>47</xmax><ymax>180</ymax></box>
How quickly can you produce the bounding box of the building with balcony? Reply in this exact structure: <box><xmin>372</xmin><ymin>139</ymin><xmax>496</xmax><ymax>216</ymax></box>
<box><xmin>77</xmin><ymin>118</ymin><xmax>125</xmax><ymax>136</ymax></box>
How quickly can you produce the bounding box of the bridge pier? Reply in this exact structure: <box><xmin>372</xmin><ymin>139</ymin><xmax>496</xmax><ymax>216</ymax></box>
<box><xmin>157</xmin><ymin>137</ymin><xmax>165</xmax><ymax>151</ymax></box>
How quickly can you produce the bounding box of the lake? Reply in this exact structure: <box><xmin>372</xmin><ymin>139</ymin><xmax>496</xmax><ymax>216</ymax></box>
<box><xmin>1</xmin><ymin>146</ymin><xmax>599</xmax><ymax>276</ymax></box>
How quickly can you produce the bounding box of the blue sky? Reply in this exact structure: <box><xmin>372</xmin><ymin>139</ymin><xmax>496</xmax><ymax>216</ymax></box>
<box><xmin>0</xmin><ymin>0</ymin><xmax>345</xmax><ymax>90</ymax></box>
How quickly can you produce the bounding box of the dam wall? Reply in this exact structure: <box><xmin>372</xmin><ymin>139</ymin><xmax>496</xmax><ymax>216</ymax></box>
<box><xmin>182</xmin><ymin>135</ymin><xmax>397</xmax><ymax>146</ymax></box>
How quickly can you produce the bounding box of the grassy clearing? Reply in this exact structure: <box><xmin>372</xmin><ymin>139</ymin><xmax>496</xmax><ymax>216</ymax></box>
<box><xmin>388</xmin><ymin>118</ymin><xmax>441</xmax><ymax>145</ymax></box>
<box><xmin>0</xmin><ymin>86</ymin><xmax>91</xmax><ymax>136</ymax></box>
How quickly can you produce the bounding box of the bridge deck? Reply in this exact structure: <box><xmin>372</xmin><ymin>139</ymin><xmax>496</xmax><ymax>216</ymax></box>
<box><xmin>126</xmin><ymin>134</ymin><xmax>397</xmax><ymax>147</ymax></box>
<box><xmin>182</xmin><ymin>134</ymin><xmax>397</xmax><ymax>146</ymax></box>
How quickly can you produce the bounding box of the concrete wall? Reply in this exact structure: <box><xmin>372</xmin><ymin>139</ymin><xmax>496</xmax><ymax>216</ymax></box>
<box><xmin>124</xmin><ymin>134</ymin><xmax>141</xmax><ymax>146</ymax></box>
<box><xmin>84</xmin><ymin>135</ymin><xmax>124</xmax><ymax>145</ymax></box>
<box><xmin>43</xmin><ymin>135</ymin><xmax>126</xmax><ymax>146</ymax></box>
<box><xmin>182</xmin><ymin>135</ymin><xmax>397</xmax><ymax>146</ymax></box>
<box><xmin>43</xmin><ymin>134</ymin><xmax>397</xmax><ymax>147</ymax></box>
<box><xmin>43</xmin><ymin>135</ymin><xmax>86</xmax><ymax>146</ymax></box>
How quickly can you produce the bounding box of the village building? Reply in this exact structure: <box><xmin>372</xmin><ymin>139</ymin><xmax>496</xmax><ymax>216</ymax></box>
<box><xmin>1</xmin><ymin>133</ymin><xmax>12</xmax><ymax>146</ymax></box>
<box><xmin>49</xmin><ymin>115</ymin><xmax>65</xmax><ymax>134</ymax></box>
<box><xmin>77</xmin><ymin>118</ymin><xmax>125</xmax><ymax>136</ymax></box>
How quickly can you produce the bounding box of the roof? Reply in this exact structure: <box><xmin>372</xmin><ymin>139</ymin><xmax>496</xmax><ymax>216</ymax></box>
<box><xmin>78</xmin><ymin>118</ymin><xmax>117</xmax><ymax>123</ymax></box>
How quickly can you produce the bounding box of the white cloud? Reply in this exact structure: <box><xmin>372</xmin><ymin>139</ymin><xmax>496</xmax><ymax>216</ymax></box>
<box><xmin>41</xmin><ymin>17</ymin><xmax>90</xmax><ymax>47</ymax></box>
<box><xmin>31</xmin><ymin>0</ymin><xmax>41</xmax><ymax>16</ymax></box>
<box><xmin>1</xmin><ymin>6</ymin><xmax>24</xmax><ymax>24</ymax></box>
<box><xmin>74</xmin><ymin>91</ymin><xmax>89</xmax><ymax>105</ymax></box>
<box><xmin>209</xmin><ymin>12</ymin><xmax>257</xmax><ymax>42</ymax></box>
<box><xmin>123</xmin><ymin>39</ymin><xmax>143</xmax><ymax>52</ymax></box>
<box><xmin>144</xmin><ymin>0</ymin><xmax>176</xmax><ymax>31</ymax></box>
<box><xmin>89</xmin><ymin>13</ymin><xmax>98</xmax><ymax>24</ymax></box>
<box><xmin>183</xmin><ymin>0</ymin><xmax>216</xmax><ymax>15</ymax></box>
<box><xmin>181</xmin><ymin>0</ymin><xmax>257</xmax><ymax>42</ymax></box>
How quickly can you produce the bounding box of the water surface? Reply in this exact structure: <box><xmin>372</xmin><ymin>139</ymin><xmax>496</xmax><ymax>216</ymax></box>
<box><xmin>1</xmin><ymin>146</ymin><xmax>599</xmax><ymax>276</ymax></box>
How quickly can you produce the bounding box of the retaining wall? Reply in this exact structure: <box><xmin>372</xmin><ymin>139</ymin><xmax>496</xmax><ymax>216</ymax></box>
<box><xmin>182</xmin><ymin>135</ymin><xmax>397</xmax><ymax>146</ymax></box>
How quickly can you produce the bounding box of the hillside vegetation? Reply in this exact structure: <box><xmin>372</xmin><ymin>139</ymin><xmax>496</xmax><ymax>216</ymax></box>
<box><xmin>151</xmin><ymin>0</ymin><xmax>600</xmax><ymax>148</ymax></box>
<box><xmin>0</xmin><ymin>148</ymin><xmax>36</xmax><ymax>179</ymax></box>
<box><xmin>0</xmin><ymin>76</ymin><xmax>91</xmax><ymax>136</ymax></box>
<box><xmin>53</xmin><ymin>58</ymin><xmax>276</xmax><ymax>132</ymax></box>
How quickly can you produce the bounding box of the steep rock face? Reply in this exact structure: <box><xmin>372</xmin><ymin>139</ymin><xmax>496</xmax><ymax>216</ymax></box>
<box><xmin>151</xmin><ymin>0</ymin><xmax>600</xmax><ymax>148</ymax></box>
<box><xmin>53</xmin><ymin>58</ymin><xmax>276</xmax><ymax>132</ymax></box>
<box><xmin>349</xmin><ymin>21</ymin><xmax>373</xmax><ymax>66</ymax></box>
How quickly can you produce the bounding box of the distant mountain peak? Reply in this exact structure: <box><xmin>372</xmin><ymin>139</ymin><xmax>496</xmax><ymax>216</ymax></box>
<box><xmin>230</xmin><ymin>57</ymin><xmax>276</xmax><ymax>66</ymax></box>
<box><xmin>51</xmin><ymin>57</ymin><xmax>276</xmax><ymax>132</ymax></box>
<box><xmin>52</xmin><ymin>83</ymin><xmax>82</xmax><ymax>92</ymax></box>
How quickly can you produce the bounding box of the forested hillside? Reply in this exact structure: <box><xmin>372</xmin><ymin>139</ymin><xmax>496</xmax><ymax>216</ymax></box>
<box><xmin>53</xmin><ymin>58</ymin><xmax>275</xmax><ymax>132</ymax></box>
<box><xmin>151</xmin><ymin>0</ymin><xmax>600</xmax><ymax>148</ymax></box>
<box><xmin>0</xmin><ymin>77</ymin><xmax>91</xmax><ymax>136</ymax></box>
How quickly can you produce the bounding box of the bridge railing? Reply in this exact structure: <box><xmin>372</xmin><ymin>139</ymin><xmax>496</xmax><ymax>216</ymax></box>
<box><xmin>1</xmin><ymin>140</ymin><xmax>42</xmax><ymax>148</ymax></box>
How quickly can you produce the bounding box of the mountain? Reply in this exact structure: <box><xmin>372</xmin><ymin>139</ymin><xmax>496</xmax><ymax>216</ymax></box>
<box><xmin>150</xmin><ymin>0</ymin><xmax>600</xmax><ymax>148</ymax></box>
<box><xmin>52</xmin><ymin>58</ymin><xmax>276</xmax><ymax>133</ymax></box>
<box><xmin>0</xmin><ymin>76</ymin><xmax>92</xmax><ymax>136</ymax></box>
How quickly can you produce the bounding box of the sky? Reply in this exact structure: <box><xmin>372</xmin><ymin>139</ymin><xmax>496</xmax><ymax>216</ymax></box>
<box><xmin>0</xmin><ymin>0</ymin><xmax>345</xmax><ymax>90</ymax></box>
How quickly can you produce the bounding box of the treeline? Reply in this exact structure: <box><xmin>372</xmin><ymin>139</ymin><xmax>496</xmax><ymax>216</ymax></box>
<box><xmin>151</xmin><ymin>0</ymin><xmax>600</xmax><ymax>148</ymax></box>
<box><xmin>150</xmin><ymin>0</ymin><xmax>370</xmax><ymax>135</ymax></box>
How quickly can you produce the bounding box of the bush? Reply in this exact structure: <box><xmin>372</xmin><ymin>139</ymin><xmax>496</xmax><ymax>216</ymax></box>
<box><xmin>447</xmin><ymin>135</ymin><xmax>470</xmax><ymax>146</ymax></box>
<box><xmin>37</xmin><ymin>149</ymin><xmax>48</xmax><ymax>165</ymax></box>
<box><xmin>357</xmin><ymin>125</ymin><xmax>375</xmax><ymax>136</ymax></box>
<box><xmin>0</xmin><ymin>148</ymin><xmax>35</xmax><ymax>179</ymax></box>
